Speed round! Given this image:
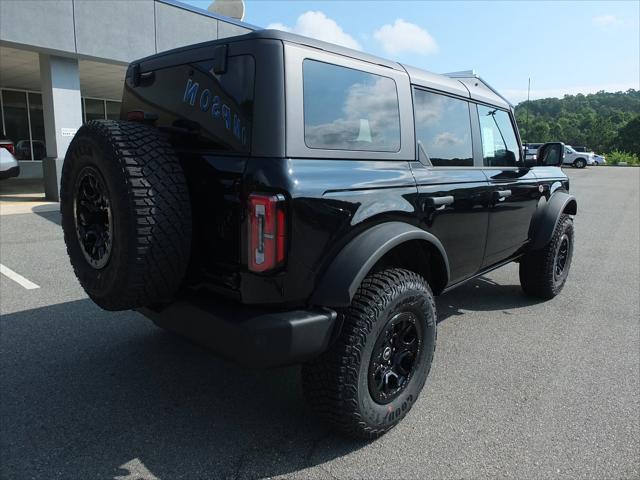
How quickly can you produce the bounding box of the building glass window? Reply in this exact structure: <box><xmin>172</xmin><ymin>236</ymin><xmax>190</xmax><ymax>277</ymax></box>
<box><xmin>106</xmin><ymin>101</ymin><xmax>120</xmax><ymax>120</ymax></box>
<box><xmin>303</xmin><ymin>60</ymin><xmax>400</xmax><ymax>152</ymax></box>
<box><xmin>85</xmin><ymin>98</ymin><xmax>105</xmax><ymax>122</ymax></box>
<box><xmin>477</xmin><ymin>105</ymin><xmax>520</xmax><ymax>167</ymax></box>
<box><xmin>2</xmin><ymin>90</ymin><xmax>31</xmax><ymax>160</ymax></box>
<box><xmin>0</xmin><ymin>88</ymin><xmax>123</xmax><ymax>161</ymax></box>
<box><xmin>28</xmin><ymin>93</ymin><xmax>46</xmax><ymax>160</ymax></box>
<box><xmin>0</xmin><ymin>94</ymin><xmax>4</xmax><ymax>134</ymax></box>
<box><xmin>413</xmin><ymin>89</ymin><xmax>473</xmax><ymax>167</ymax></box>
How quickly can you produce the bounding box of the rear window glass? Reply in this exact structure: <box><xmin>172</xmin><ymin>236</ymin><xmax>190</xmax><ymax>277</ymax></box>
<box><xmin>183</xmin><ymin>55</ymin><xmax>254</xmax><ymax>152</ymax></box>
<box><xmin>302</xmin><ymin>60</ymin><xmax>400</xmax><ymax>152</ymax></box>
<box><xmin>131</xmin><ymin>55</ymin><xmax>255</xmax><ymax>154</ymax></box>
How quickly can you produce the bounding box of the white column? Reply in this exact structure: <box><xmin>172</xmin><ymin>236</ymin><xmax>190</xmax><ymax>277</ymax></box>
<box><xmin>39</xmin><ymin>54</ymin><xmax>83</xmax><ymax>201</ymax></box>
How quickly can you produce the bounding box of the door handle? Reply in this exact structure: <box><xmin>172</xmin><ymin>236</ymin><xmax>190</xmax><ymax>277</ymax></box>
<box><xmin>424</xmin><ymin>195</ymin><xmax>454</xmax><ymax>210</ymax></box>
<box><xmin>494</xmin><ymin>190</ymin><xmax>512</xmax><ymax>201</ymax></box>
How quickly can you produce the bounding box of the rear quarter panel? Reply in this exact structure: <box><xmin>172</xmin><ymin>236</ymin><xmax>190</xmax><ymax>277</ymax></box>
<box><xmin>241</xmin><ymin>157</ymin><xmax>419</xmax><ymax>305</ymax></box>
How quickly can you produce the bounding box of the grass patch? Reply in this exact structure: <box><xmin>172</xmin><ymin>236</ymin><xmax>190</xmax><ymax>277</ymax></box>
<box><xmin>605</xmin><ymin>150</ymin><xmax>640</xmax><ymax>166</ymax></box>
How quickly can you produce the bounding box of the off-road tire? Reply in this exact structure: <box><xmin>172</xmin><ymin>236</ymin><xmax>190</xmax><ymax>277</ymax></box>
<box><xmin>60</xmin><ymin>120</ymin><xmax>192</xmax><ymax>311</ymax></box>
<box><xmin>302</xmin><ymin>268</ymin><xmax>437</xmax><ymax>439</ymax></box>
<box><xmin>573</xmin><ymin>158</ymin><xmax>586</xmax><ymax>169</ymax></box>
<box><xmin>519</xmin><ymin>214</ymin><xmax>574</xmax><ymax>299</ymax></box>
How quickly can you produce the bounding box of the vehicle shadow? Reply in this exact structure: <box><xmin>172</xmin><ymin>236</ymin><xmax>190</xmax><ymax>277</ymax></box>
<box><xmin>33</xmin><ymin>208</ymin><xmax>61</xmax><ymax>226</ymax></box>
<box><xmin>1</xmin><ymin>279</ymin><xmax>543</xmax><ymax>479</ymax></box>
<box><xmin>436</xmin><ymin>275</ymin><xmax>544</xmax><ymax>323</ymax></box>
<box><xmin>0</xmin><ymin>299</ymin><xmax>364</xmax><ymax>480</ymax></box>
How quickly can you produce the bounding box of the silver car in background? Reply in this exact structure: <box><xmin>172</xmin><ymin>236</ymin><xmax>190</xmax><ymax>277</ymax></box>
<box><xmin>0</xmin><ymin>142</ymin><xmax>20</xmax><ymax>180</ymax></box>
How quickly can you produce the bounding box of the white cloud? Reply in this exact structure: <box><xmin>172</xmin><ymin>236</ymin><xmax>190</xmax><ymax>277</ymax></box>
<box><xmin>433</xmin><ymin>132</ymin><xmax>463</xmax><ymax>147</ymax></box>
<box><xmin>592</xmin><ymin>14</ymin><xmax>620</xmax><ymax>27</ymax></box>
<box><xmin>503</xmin><ymin>83</ymin><xmax>639</xmax><ymax>104</ymax></box>
<box><xmin>373</xmin><ymin>19</ymin><xmax>437</xmax><ymax>55</ymax></box>
<box><xmin>266</xmin><ymin>11</ymin><xmax>361</xmax><ymax>50</ymax></box>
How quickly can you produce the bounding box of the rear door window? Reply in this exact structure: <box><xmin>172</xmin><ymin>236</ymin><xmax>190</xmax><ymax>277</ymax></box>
<box><xmin>302</xmin><ymin>60</ymin><xmax>400</xmax><ymax>152</ymax></box>
<box><xmin>477</xmin><ymin>105</ymin><xmax>520</xmax><ymax>166</ymax></box>
<box><xmin>413</xmin><ymin>89</ymin><xmax>473</xmax><ymax>167</ymax></box>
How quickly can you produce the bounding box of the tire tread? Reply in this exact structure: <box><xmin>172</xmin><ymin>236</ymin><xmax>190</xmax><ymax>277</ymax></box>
<box><xmin>61</xmin><ymin>120</ymin><xmax>191</xmax><ymax>310</ymax></box>
<box><xmin>302</xmin><ymin>268</ymin><xmax>436</xmax><ymax>439</ymax></box>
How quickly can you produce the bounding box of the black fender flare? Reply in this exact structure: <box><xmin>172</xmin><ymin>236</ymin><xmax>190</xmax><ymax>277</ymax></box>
<box><xmin>529</xmin><ymin>191</ymin><xmax>577</xmax><ymax>250</ymax></box>
<box><xmin>309</xmin><ymin>222</ymin><xmax>450</xmax><ymax>308</ymax></box>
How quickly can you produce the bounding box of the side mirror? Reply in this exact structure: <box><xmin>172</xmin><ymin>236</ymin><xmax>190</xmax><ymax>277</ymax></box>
<box><xmin>536</xmin><ymin>142</ymin><xmax>565</xmax><ymax>166</ymax></box>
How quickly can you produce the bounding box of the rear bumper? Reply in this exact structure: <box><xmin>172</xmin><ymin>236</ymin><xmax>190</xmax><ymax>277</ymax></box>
<box><xmin>0</xmin><ymin>165</ymin><xmax>20</xmax><ymax>180</ymax></box>
<box><xmin>137</xmin><ymin>296</ymin><xmax>337</xmax><ymax>368</ymax></box>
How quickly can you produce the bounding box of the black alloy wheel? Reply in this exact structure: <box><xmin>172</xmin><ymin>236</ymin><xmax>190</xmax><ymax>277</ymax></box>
<box><xmin>74</xmin><ymin>165</ymin><xmax>113</xmax><ymax>269</ymax></box>
<box><xmin>368</xmin><ymin>311</ymin><xmax>422</xmax><ymax>404</ymax></box>
<box><xmin>302</xmin><ymin>268</ymin><xmax>437</xmax><ymax>439</ymax></box>
<box><xmin>553</xmin><ymin>233</ymin><xmax>571</xmax><ymax>286</ymax></box>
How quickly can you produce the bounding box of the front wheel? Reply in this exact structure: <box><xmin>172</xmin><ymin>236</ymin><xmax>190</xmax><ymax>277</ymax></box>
<box><xmin>573</xmin><ymin>158</ymin><xmax>587</xmax><ymax>169</ymax></box>
<box><xmin>519</xmin><ymin>214</ymin><xmax>574</xmax><ymax>299</ymax></box>
<box><xmin>302</xmin><ymin>268</ymin><xmax>437</xmax><ymax>439</ymax></box>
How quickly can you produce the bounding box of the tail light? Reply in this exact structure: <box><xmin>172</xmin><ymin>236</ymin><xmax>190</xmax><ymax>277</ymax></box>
<box><xmin>1</xmin><ymin>144</ymin><xmax>15</xmax><ymax>155</ymax></box>
<box><xmin>248</xmin><ymin>193</ymin><xmax>287</xmax><ymax>273</ymax></box>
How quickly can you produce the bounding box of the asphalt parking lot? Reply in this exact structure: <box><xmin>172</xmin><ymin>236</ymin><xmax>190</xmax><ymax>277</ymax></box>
<box><xmin>1</xmin><ymin>167</ymin><xmax>638</xmax><ymax>480</ymax></box>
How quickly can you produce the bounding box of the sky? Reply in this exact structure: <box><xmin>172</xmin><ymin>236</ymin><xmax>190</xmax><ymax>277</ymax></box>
<box><xmin>186</xmin><ymin>0</ymin><xmax>640</xmax><ymax>104</ymax></box>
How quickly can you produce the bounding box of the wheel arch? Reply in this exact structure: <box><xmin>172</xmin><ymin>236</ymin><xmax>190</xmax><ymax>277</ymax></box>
<box><xmin>529</xmin><ymin>191</ymin><xmax>577</xmax><ymax>250</ymax></box>
<box><xmin>309</xmin><ymin>222</ymin><xmax>450</xmax><ymax>308</ymax></box>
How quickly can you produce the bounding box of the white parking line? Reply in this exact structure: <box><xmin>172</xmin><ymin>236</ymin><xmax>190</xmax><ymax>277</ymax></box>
<box><xmin>0</xmin><ymin>264</ymin><xmax>40</xmax><ymax>290</ymax></box>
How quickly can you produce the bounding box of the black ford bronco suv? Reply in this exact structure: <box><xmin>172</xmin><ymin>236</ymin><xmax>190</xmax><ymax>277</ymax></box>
<box><xmin>60</xmin><ymin>30</ymin><xmax>576</xmax><ymax>439</ymax></box>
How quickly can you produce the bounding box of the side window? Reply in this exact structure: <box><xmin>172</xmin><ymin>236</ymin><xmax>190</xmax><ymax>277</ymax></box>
<box><xmin>477</xmin><ymin>105</ymin><xmax>521</xmax><ymax>167</ymax></box>
<box><xmin>413</xmin><ymin>89</ymin><xmax>473</xmax><ymax>167</ymax></box>
<box><xmin>303</xmin><ymin>60</ymin><xmax>400</xmax><ymax>152</ymax></box>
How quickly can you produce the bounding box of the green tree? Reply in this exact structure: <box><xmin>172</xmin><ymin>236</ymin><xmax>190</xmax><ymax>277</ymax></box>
<box><xmin>612</xmin><ymin>116</ymin><xmax>640</xmax><ymax>154</ymax></box>
<box><xmin>514</xmin><ymin>89</ymin><xmax>640</xmax><ymax>153</ymax></box>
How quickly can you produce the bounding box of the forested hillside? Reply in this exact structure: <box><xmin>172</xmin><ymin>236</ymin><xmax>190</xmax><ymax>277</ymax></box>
<box><xmin>514</xmin><ymin>90</ymin><xmax>640</xmax><ymax>154</ymax></box>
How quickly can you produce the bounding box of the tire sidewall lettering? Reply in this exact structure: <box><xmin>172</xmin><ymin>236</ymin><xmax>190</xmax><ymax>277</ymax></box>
<box><xmin>356</xmin><ymin>285</ymin><xmax>435</xmax><ymax>428</ymax></box>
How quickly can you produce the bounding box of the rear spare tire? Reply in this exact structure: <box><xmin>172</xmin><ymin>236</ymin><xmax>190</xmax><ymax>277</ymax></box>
<box><xmin>60</xmin><ymin>120</ymin><xmax>191</xmax><ymax>311</ymax></box>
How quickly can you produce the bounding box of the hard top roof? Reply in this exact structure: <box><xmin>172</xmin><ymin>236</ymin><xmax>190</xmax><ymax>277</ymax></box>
<box><xmin>140</xmin><ymin>28</ymin><xmax>511</xmax><ymax>110</ymax></box>
<box><xmin>248</xmin><ymin>29</ymin><xmax>403</xmax><ymax>70</ymax></box>
<box><xmin>250</xmin><ymin>30</ymin><xmax>511</xmax><ymax>110</ymax></box>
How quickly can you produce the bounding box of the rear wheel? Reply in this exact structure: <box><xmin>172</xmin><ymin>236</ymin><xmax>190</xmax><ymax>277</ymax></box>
<box><xmin>302</xmin><ymin>268</ymin><xmax>437</xmax><ymax>439</ymax></box>
<box><xmin>61</xmin><ymin>120</ymin><xmax>192</xmax><ymax>311</ymax></box>
<box><xmin>573</xmin><ymin>158</ymin><xmax>587</xmax><ymax>169</ymax></box>
<box><xmin>519</xmin><ymin>214</ymin><xmax>574</xmax><ymax>299</ymax></box>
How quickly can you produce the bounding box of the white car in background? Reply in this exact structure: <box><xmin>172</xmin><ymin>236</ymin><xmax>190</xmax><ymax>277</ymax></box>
<box><xmin>0</xmin><ymin>144</ymin><xmax>20</xmax><ymax>180</ymax></box>
<box><xmin>592</xmin><ymin>154</ymin><xmax>606</xmax><ymax>165</ymax></box>
<box><xmin>563</xmin><ymin>145</ymin><xmax>595</xmax><ymax>168</ymax></box>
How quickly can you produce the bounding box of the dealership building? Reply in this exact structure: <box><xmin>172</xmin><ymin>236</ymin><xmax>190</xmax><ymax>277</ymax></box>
<box><xmin>0</xmin><ymin>0</ymin><xmax>254</xmax><ymax>199</ymax></box>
